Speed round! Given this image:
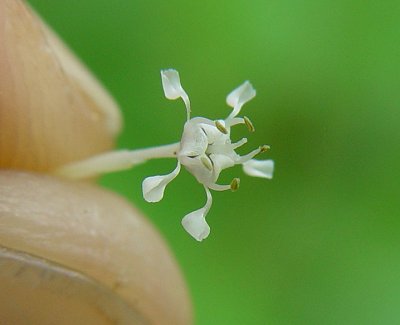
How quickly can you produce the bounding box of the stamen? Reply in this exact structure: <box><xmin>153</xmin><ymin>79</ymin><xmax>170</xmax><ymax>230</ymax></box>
<box><xmin>207</xmin><ymin>183</ymin><xmax>231</xmax><ymax>191</ymax></box>
<box><xmin>215</xmin><ymin>120</ymin><xmax>228</xmax><ymax>134</ymax></box>
<box><xmin>260</xmin><ymin>145</ymin><xmax>270</xmax><ymax>153</ymax></box>
<box><xmin>232</xmin><ymin>138</ymin><xmax>248</xmax><ymax>150</ymax></box>
<box><xmin>201</xmin><ymin>155</ymin><xmax>213</xmax><ymax>171</ymax></box>
<box><xmin>236</xmin><ymin>148</ymin><xmax>263</xmax><ymax>164</ymax></box>
<box><xmin>244</xmin><ymin>116</ymin><xmax>255</xmax><ymax>132</ymax></box>
<box><xmin>230</xmin><ymin>178</ymin><xmax>240</xmax><ymax>191</ymax></box>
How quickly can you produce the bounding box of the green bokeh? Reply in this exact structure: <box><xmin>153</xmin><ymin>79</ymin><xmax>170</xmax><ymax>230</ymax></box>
<box><xmin>28</xmin><ymin>0</ymin><xmax>400</xmax><ymax>324</ymax></box>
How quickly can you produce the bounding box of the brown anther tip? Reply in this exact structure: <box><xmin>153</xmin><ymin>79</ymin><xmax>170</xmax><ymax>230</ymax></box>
<box><xmin>215</xmin><ymin>121</ymin><xmax>228</xmax><ymax>134</ymax></box>
<box><xmin>244</xmin><ymin>116</ymin><xmax>255</xmax><ymax>132</ymax></box>
<box><xmin>200</xmin><ymin>156</ymin><xmax>213</xmax><ymax>171</ymax></box>
<box><xmin>230</xmin><ymin>178</ymin><xmax>240</xmax><ymax>191</ymax></box>
<box><xmin>260</xmin><ymin>145</ymin><xmax>270</xmax><ymax>153</ymax></box>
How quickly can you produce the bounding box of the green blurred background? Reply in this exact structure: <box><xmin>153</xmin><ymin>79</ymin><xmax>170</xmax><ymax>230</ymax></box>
<box><xmin>28</xmin><ymin>0</ymin><xmax>400</xmax><ymax>324</ymax></box>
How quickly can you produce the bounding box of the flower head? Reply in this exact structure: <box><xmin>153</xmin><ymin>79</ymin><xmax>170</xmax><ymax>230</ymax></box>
<box><xmin>142</xmin><ymin>69</ymin><xmax>274</xmax><ymax>241</ymax></box>
<box><xmin>55</xmin><ymin>69</ymin><xmax>274</xmax><ymax>241</ymax></box>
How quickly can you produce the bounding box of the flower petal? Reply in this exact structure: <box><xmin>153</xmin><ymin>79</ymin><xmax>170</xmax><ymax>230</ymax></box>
<box><xmin>226</xmin><ymin>81</ymin><xmax>256</xmax><ymax>118</ymax></box>
<box><xmin>179</xmin><ymin>119</ymin><xmax>209</xmax><ymax>157</ymax></box>
<box><xmin>142</xmin><ymin>162</ymin><xmax>181</xmax><ymax>202</ymax></box>
<box><xmin>181</xmin><ymin>186</ymin><xmax>212</xmax><ymax>241</ymax></box>
<box><xmin>210</xmin><ymin>153</ymin><xmax>235</xmax><ymax>181</ymax></box>
<box><xmin>161</xmin><ymin>69</ymin><xmax>191</xmax><ymax>120</ymax></box>
<box><xmin>242</xmin><ymin>159</ymin><xmax>274</xmax><ymax>179</ymax></box>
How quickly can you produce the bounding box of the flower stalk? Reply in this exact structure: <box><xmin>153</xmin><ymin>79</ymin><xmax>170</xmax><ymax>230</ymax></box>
<box><xmin>56</xmin><ymin>142</ymin><xmax>180</xmax><ymax>179</ymax></box>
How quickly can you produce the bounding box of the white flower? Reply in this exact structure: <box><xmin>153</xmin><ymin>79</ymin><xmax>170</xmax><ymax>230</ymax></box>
<box><xmin>54</xmin><ymin>69</ymin><xmax>274</xmax><ymax>242</ymax></box>
<box><xmin>142</xmin><ymin>69</ymin><xmax>274</xmax><ymax>241</ymax></box>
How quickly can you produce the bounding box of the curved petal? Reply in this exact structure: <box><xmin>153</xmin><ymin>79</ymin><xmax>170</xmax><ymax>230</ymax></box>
<box><xmin>161</xmin><ymin>69</ymin><xmax>191</xmax><ymax>120</ymax></box>
<box><xmin>209</xmin><ymin>153</ymin><xmax>235</xmax><ymax>181</ymax></box>
<box><xmin>242</xmin><ymin>159</ymin><xmax>274</xmax><ymax>179</ymax></box>
<box><xmin>181</xmin><ymin>186</ymin><xmax>212</xmax><ymax>241</ymax></box>
<box><xmin>226</xmin><ymin>81</ymin><xmax>256</xmax><ymax>118</ymax></box>
<box><xmin>199</xmin><ymin>122</ymin><xmax>225</xmax><ymax>144</ymax></box>
<box><xmin>179</xmin><ymin>119</ymin><xmax>209</xmax><ymax>157</ymax></box>
<box><xmin>142</xmin><ymin>162</ymin><xmax>181</xmax><ymax>202</ymax></box>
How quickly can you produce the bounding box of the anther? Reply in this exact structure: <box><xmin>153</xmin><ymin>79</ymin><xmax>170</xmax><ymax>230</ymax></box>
<box><xmin>260</xmin><ymin>145</ymin><xmax>270</xmax><ymax>153</ymax></box>
<box><xmin>201</xmin><ymin>156</ymin><xmax>213</xmax><ymax>171</ymax></box>
<box><xmin>244</xmin><ymin>116</ymin><xmax>255</xmax><ymax>132</ymax></box>
<box><xmin>215</xmin><ymin>121</ymin><xmax>228</xmax><ymax>134</ymax></box>
<box><xmin>230</xmin><ymin>178</ymin><xmax>240</xmax><ymax>191</ymax></box>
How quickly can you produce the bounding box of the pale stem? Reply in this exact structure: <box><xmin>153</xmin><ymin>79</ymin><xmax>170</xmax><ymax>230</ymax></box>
<box><xmin>232</xmin><ymin>138</ymin><xmax>248</xmax><ymax>150</ymax></box>
<box><xmin>207</xmin><ymin>183</ymin><xmax>231</xmax><ymax>191</ymax></box>
<box><xmin>236</xmin><ymin>147</ymin><xmax>262</xmax><ymax>164</ymax></box>
<box><xmin>182</xmin><ymin>93</ymin><xmax>191</xmax><ymax>121</ymax></box>
<box><xmin>54</xmin><ymin>142</ymin><xmax>180</xmax><ymax>179</ymax></box>
<box><xmin>225</xmin><ymin>117</ymin><xmax>244</xmax><ymax>127</ymax></box>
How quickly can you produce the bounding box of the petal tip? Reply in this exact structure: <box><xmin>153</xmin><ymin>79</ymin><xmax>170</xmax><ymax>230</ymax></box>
<box><xmin>226</xmin><ymin>80</ymin><xmax>257</xmax><ymax>117</ymax></box>
<box><xmin>182</xmin><ymin>216</ymin><xmax>211</xmax><ymax>241</ymax></box>
<box><xmin>142</xmin><ymin>176</ymin><xmax>165</xmax><ymax>202</ymax></box>
<box><xmin>141</xmin><ymin>163</ymin><xmax>181</xmax><ymax>203</ymax></box>
<box><xmin>160</xmin><ymin>69</ymin><xmax>182</xmax><ymax>100</ymax></box>
<box><xmin>242</xmin><ymin>159</ymin><xmax>274</xmax><ymax>179</ymax></box>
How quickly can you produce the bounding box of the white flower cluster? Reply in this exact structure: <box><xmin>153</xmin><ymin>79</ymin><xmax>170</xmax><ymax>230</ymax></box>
<box><xmin>55</xmin><ymin>69</ymin><xmax>274</xmax><ymax>242</ymax></box>
<box><xmin>142</xmin><ymin>70</ymin><xmax>274</xmax><ymax>241</ymax></box>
